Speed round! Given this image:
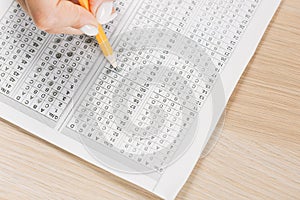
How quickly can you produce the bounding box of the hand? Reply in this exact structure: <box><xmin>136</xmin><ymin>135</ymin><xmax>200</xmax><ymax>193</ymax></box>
<box><xmin>17</xmin><ymin>0</ymin><xmax>117</xmax><ymax>36</ymax></box>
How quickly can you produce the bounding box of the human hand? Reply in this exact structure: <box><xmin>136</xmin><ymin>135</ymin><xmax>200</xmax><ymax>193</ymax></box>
<box><xmin>17</xmin><ymin>0</ymin><xmax>117</xmax><ymax>36</ymax></box>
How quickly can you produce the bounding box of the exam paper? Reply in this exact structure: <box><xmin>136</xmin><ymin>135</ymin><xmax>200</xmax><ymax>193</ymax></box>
<box><xmin>0</xmin><ymin>0</ymin><xmax>280</xmax><ymax>199</ymax></box>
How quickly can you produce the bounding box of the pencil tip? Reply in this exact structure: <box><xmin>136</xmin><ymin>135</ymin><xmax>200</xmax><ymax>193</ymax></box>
<box><xmin>106</xmin><ymin>55</ymin><xmax>119</xmax><ymax>71</ymax></box>
<box><xmin>111</xmin><ymin>61</ymin><xmax>118</xmax><ymax>69</ymax></box>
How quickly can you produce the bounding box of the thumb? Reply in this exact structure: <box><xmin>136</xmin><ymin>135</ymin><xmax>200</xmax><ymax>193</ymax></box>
<box><xmin>55</xmin><ymin>0</ymin><xmax>99</xmax><ymax>36</ymax></box>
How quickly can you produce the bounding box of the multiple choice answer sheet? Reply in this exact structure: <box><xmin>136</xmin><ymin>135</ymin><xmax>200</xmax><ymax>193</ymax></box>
<box><xmin>0</xmin><ymin>0</ymin><xmax>280</xmax><ymax>199</ymax></box>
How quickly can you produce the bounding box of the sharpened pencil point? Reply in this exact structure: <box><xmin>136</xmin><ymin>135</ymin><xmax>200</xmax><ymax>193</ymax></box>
<box><xmin>106</xmin><ymin>55</ymin><xmax>119</xmax><ymax>72</ymax></box>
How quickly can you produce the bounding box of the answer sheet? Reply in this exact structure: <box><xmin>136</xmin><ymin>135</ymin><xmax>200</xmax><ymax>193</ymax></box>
<box><xmin>0</xmin><ymin>0</ymin><xmax>280</xmax><ymax>199</ymax></box>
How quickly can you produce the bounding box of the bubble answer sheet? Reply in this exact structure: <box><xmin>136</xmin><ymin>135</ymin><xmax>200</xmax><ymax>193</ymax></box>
<box><xmin>0</xmin><ymin>0</ymin><xmax>281</xmax><ymax>199</ymax></box>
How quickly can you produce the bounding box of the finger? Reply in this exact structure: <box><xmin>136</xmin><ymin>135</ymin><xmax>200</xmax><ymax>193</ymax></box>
<box><xmin>54</xmin><ymin>1</ymin><xmax>99</xmax><ymax>36</ymax></box>
<box><xmin>92</xmin><ymin>0</ymin><xmax>117</xmax><ymax>24</ymax></box>
<box><xmin>69</xmin><ymin>0</ymin><xmax>116</xmax><ymax>24</ymax></box>
<box><xmin>70</xmin><ymin>0</ymin><xmax>112</xmax><ymax>15</ymax></box>
<box><xmin>89</xmin><ymin>0</ymin><xmax>109</xmax><ymax>15</ymax></box>
<box><xmin>26</xmin><ymin>0</ymin><xmax>98</xmax><ymax>36</ymax></box>
<box><xmin>97</xmin><ymin>3</ymin><xmax>117</xmax><ymax>24</ymax></box>
<box><xmin>25</xmin><ymin>0</ymin><xmax>56</xmax><ymax>20</ymax></box>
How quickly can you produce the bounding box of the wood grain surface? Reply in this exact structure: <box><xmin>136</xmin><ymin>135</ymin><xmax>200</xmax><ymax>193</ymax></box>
<box><xmin>0</xmin><ymin>0</ymin><xmax>299</xmax><ymax>199</ymax></box>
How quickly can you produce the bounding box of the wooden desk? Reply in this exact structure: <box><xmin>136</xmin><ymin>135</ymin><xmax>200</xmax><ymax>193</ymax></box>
<box><xmin>1</xmin><ymin>0</ymin><xmax>299</xmax><ymax>199</ymax></box>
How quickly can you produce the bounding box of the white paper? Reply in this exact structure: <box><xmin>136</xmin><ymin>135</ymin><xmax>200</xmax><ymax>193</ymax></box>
<box><xmin>0</xmin><ymin>0</ymin><xmax>281</xmax><ymax>199</ymax></box>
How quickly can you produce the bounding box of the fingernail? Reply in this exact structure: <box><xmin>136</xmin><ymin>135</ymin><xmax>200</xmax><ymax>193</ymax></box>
<box><xmin>96</xmin><ymin>1</ymin><xmax>118</xmax><ymax>24</ymax></box>
<box><xmin>80</xmin><ymin>25</ymin><xmax>98</xmax><ymax>36</ymax></box>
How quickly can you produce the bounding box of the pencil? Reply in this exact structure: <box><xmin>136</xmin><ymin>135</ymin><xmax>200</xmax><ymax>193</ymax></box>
<box><xmin>78</xmin><ymin>0</ymin><xmax>118</xmax><ymax>71</ymax></box>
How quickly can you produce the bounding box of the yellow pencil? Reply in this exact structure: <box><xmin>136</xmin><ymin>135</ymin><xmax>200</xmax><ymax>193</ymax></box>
<box><xmin>79</xmin><ymin>0</ymin><xmax>118</xmax><ymax>70</ymax></box>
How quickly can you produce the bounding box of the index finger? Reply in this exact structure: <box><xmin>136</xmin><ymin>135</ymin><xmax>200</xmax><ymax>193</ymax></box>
<box><xmin>26</xmin><ymin>0</ymin><xmax>57</xmax><ymax>18</ymax></box>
